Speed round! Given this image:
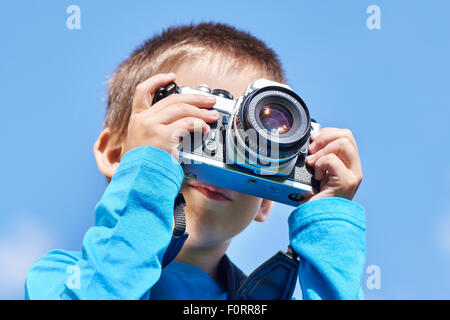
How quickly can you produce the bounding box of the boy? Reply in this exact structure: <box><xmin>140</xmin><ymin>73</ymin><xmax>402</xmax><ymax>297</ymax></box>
<box><xmin>25</xmin><ymin>23</ymin><xmax>364</xmax><ymax>300</ymax></box>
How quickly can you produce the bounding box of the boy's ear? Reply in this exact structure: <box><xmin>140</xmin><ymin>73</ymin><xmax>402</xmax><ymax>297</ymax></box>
<box><xmin>93</xmin><ymin>128</ymin><xmax>123</xmax><ymax>179</ymax></box>
<box><xmin>254</xmin><ymin>199</ymin><xmax>274</xmax><ymax>222</ymax></box>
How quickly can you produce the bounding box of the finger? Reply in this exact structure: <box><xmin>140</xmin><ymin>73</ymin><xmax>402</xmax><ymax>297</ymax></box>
<box><xmin>309</xmin><ymin>127</ymin><xmax>357</xmax><ymax>152</ymax></box>
<box><xmin>168</xmin><ymin>117</ymin><xmax>210</xmax><ymax>134</ymax></box>
<box><xmin>306</xmin><ymin>137</ymin><xmax>361</xmax><ymax>171</ymax></box>
<box><xmin>150</xmin><ymin>93</ymin><xmax>216</xmax><ymax>113</ymax></box>
<box><xmin>314</xmin><ymin>153</ymin><xmax>348</xmax><ymax>181</ymax></box>
<box><xmin>131</xmin><ymin>73</ymin><xmax>177</xmax><ymax>114</ymax></box>
<box><xmin>154</xmin><ymin>103</ymin><xmax>220</xmax><ymax>125</ymax></box>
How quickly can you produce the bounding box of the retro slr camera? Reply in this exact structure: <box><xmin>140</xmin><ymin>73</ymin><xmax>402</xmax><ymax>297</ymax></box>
<box><xmin>153</xmin><ymin>79</ymin><xmax>320</xmax><ymax>206</ymax></box>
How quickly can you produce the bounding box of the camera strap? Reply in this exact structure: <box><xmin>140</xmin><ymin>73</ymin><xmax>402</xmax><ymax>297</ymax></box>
<box><xmin>161</xmin><ymin>193</ymin><xmax>299</xmax><ymax>299</ymax></box>
<box><xmin>161</xmin><ymin>193</ymin><xmax>188</xmax><ymax>268</ymax></box>
<box><xmin>231</xmin><ymin>246</ymin><xmax>299</xmax><ymax>300</ymax></box>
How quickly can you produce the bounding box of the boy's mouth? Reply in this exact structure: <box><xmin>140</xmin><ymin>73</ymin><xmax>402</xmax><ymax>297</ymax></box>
<box><xmin>186</xmin><ymin>181</ymin><xmax>232</xmax><ymax>201</ymax></box>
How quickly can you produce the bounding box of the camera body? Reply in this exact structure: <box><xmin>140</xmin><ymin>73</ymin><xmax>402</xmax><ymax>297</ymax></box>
<box><xmin>153</xmin><ymin>79</ymin><xmax>320</xmax><ymax>206</ymax></box>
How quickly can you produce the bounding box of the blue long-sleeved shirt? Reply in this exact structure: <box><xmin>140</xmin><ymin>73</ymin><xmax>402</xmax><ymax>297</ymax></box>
<box><xmin>25</xmin><ymin>146</ymin><xmax>366</xmax><ymax>300</ymax></box>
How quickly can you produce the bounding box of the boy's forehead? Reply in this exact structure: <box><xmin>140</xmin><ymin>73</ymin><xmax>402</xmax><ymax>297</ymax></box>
<box><xmin>173</xmin><ymin>57</ymin><xmax>268</xmax><ymax>98</ymax></box>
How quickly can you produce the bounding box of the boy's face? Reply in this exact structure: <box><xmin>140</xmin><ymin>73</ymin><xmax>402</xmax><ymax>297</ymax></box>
<box><xmin>174</xmin><ymin>57</ymin><xmax>274</xmax><ymax>247</ymax></box>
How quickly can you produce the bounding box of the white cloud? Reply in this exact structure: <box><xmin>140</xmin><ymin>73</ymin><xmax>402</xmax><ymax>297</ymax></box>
<box><xmin>436</xmin><ymin>211</ymin><xmax>450</xmax><ymax>256</ymax></box>
<box><xmin>436</xmin><ymin>167</ymin><xmax>450</xmax><ymax>257</ymax></box>
<box><xmin>0</xmin><ymin>213</ymin><xmax>56</xmax><ymax>299</ymax></box>
<box><xmin>434</xmin><ymin>206</ymin><xmax>450</xmax><ymax>293</ymax></box>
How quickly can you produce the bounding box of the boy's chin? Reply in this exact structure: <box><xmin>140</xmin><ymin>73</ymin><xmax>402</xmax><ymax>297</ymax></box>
<box><xmin>181</xmin><ymin>184</ymin><xmax>263</xmax><ymax>245</ymax></box>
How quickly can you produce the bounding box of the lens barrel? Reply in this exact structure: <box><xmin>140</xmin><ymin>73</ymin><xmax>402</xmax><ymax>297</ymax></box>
<box><xmin>233</xmin><ymin>86</ymin><xmax>311</xmax><ymax>166</ymax></box>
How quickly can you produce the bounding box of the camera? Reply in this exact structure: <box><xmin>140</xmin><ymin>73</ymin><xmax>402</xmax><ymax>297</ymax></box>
<box><xmin>153</xmin><ymin>79</ymin><xmax>320</xmax><ymax>206</ymax></box>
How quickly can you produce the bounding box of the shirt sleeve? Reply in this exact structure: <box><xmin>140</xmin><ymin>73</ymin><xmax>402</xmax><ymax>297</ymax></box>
<box><xmin>25</xmin><ymin>146</ymin><xmax>184</xmax><ymax>300</ymax></box>
<box><xmin>288</xmin><ymin>197</ymin><xmax>366</xmax><ymax>300</ymax></box>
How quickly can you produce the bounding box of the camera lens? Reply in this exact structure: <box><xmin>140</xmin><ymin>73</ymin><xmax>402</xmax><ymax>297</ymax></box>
<box><xmin>240</xmin><ymin>86</ymin><xmax>310</xmax><ymax>149</ymax></box>
<box><xmin>231</xmin><ymin>85</ymin><xmax>311</xmax><ymax>173</ymax></box>
<box><xmin>259</xmin><ymin>103</ymin><xmax>293</xmax><ymax>134</ymax></box>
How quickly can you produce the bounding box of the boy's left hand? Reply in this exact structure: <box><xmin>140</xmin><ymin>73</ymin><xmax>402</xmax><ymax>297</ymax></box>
<box><xmin>305</xmin><ymin>127</ymin><xmax>363</xmax><ymax>202</ymax></box>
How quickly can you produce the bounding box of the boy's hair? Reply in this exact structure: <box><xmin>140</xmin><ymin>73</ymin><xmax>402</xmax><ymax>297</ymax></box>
<box><xmin>104</xmin><ymin>22</ymin><xmax>286</xmax><ymax>143</ymax></box>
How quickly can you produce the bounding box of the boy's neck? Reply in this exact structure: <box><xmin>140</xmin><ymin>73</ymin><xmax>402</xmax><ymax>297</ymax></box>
<box><xmin>174</xmin><ymin>241</ymin><xmax>231</xmax><ymax>282</ymax></box>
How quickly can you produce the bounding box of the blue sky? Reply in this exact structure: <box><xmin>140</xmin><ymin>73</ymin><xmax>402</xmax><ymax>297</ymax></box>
<box><xmin>0</xmin><ymin>1</ymin><xmax>449</xmax><ymax>299</ymax></box>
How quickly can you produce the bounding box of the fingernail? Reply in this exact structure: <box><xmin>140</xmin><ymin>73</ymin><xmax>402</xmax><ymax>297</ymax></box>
<box><xmin>166</xmin><ymin>72</ymin><xmax>176</xmax><ymax>77</ymax></box>
<box><xmin>205</xmin><ymin>96</ymin><xmax>216</xmax><ymax>103</ymax></box>
<box><xmin>308</xmin><ymin>142</ymin><xmax>316</xmax><ymax>152</ymax></box>
<box><xmin>210</xmin><ymin>110</ymin><xmax>220</xmax><ymax>117</ymax></box>
<box><xmin>306</xmin><ymin>154</ymin><xmax>316</xmax><ymax>162</ymax></box>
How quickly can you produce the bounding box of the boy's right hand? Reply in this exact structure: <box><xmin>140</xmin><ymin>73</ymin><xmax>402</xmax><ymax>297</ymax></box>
<box><xmin>123</xmin><ymin>73</ymin><xmax>219</xmax><ymax>160</ymax></box>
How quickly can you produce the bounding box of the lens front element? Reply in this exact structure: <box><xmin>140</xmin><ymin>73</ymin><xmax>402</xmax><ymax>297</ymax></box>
<box><xmin>259</xmin><ymin>103</ymin><xmax>293</xmax><ymax>134</ymax></box>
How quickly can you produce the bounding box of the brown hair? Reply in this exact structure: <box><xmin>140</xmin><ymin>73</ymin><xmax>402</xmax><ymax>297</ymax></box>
<box><xmin>104</xmin><ymin>22</ymin><xmax>286</xmax><ymax>143</ymax></box>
